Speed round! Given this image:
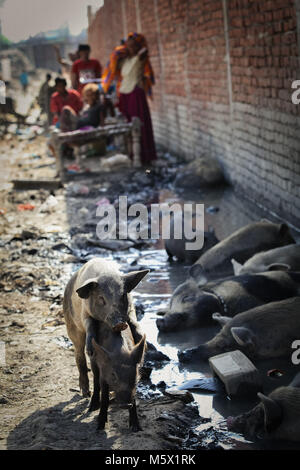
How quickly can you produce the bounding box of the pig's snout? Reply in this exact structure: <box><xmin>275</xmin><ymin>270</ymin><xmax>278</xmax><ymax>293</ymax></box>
<box><xmin>157</xmin><ymin>312</ymin><xmax>185</xmax><ymax>332</ymax></box>
<box><xmin>113</xmin><ymin>322</ymin><xmax>128</xmax><ymax>333</ymax></box>
<box><xmin>178</xmin><ymin>348</ymin><xmax>196</xmax><ymax>363</ymax></box>
<box><xmin>226</xmin><ymin>416</ymin><xmax>235</xmax><ymax>430</ymax></box>
<box><xmin>178</xmin><ymin>345</ymin><xmax>207</xmax><ymax>363</ymax></box>
<box><xmin>156</xmin><ymin>318</ymin><xmax>166</xmax><ymax>331</ymax></box>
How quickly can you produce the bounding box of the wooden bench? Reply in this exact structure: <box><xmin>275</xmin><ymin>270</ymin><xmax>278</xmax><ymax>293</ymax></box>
<box><xmin>50</xmin><ymin>117</ymin><xmax>142</xmax><ymax>181</ymax></box>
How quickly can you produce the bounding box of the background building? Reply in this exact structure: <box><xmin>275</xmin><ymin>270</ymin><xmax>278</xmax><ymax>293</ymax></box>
<box><xmin>88</xmin><ymin>0</ymin><xmax>300</xmax><ymax>227</ymax></box>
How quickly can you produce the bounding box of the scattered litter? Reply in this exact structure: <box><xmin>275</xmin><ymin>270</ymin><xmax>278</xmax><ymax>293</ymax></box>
<box><xmin>164</xmin><ymin>388</ymin><xmax>194</xmax><ymax>404</ymax></box>
<box><xmin>43</xmin><ymin>225</ymin><xmax>63</xmax><ymax>233</ymax></box>
<box><xmin>78</xmin><ymin>207</ymin><xmax>89</xmax><ymax>217</ymax></box>
<box><xmin>67</xmin><ymin>164</ymin><xmax>81</xmax><ymax>174</ymax></box>
<box><xmin>69</xmin><ymin>184</ymin><xmax>89</xmax><ymax>195</ymax></box>
<box><xmin>17</xmin><ymin>204</ymin><xmax>35</xmax><ymax>211</ymax></box>
<box><xmin>42</xmin><ymin>319</ymin><xmax>64</xmax><ymax>329</ymax></box>
<box><xmin>39</xmin><ymin>195</ymin><xmax>58</xmax><ymax>213</ymax></box>
<box><xmin>52</xmin><ymin>336</ymin><xmax>73</xmax><ymax>349</ymax></box>
<box><xmin>87</xmin><ymin>239</ymin><xmax>134</xmax><ymax>251</ymax></box>
<box><xmin>206</xmin><ymin>206</ymin><xmax>219</xmax><ymax>214</ymax></box>
<box><xmin>100</xmin><ymin>154</ymin><xmax>131</xmax><ymax>170</ymax></box>
<box><xmin>95</xmin><ymin>197</ymin><xmax>110</xmax><ymax>207</ymax></box>
<box><xmin>177</xmin><ymin>377</ymin><xmax>224</xmax><ymax>393</ymax></box>
<box><xmin>209</xmin><ymin>350</ymin><xmax>262</xmax><ymax>397</ymax></box>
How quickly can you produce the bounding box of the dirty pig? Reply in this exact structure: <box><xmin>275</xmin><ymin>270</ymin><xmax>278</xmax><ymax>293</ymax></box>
<box><xmin>194</xmin><ymin>220</ymin><xmax>295</xmax><ymax>276</ymax></box>
<box><xmin>232</xmin><ymin>244</ymin><xmax>300</xmax><ymax>276</ymax></box>
<box><xmin>63</xmin><ymin>258</ymin><xmax>148</xmax><ymax>396</ymax></box>
<box><xmin>157</xmin><ymin>268</ymin><xmax>300</xmax><ymax>332</ymax></box>
<box><xmin>227</xmin><ymin>373</ymin><xmax>300</xmax><ymax>443</ymax></box>
<box><xmin>178</xmin><ymin>296</ymin><xmax>300</xmax><ymax>362</ymax></box>
<box><xmin>164</xmin><ymin>211</ymin><xmax>218</xmax><ymax>263</ymax></box>
<box><xmin>90</xmin><ymin>320</ymin><xmax>146</xmax><ymax>432</ymax></box>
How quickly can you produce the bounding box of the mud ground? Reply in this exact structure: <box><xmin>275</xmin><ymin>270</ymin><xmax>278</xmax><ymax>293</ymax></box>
<box><xmin>0</xmin><ymin>134</ymin><xmax>206</xmax><ymax>451</ymax></box>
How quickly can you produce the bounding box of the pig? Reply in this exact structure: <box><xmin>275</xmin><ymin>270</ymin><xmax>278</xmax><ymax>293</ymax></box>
<box><xmin>157</xmin><ymin>267</ymin><xmax>300</xmax><ymax>332</ymax></box>
<box><xmin>178</xmin><ymin>296</ymin><xmax>300</xmax><ymax>362</ymax></box>
<box><xmin>63</xmin><ymin>258</ymin><xmax>149</xmax><ymax>396</ymax></box>
<box><xmin>90</xmin><ymin>320</ymin><xmax>146</xmax><ymax>432</ymax></box>
<box><xmin>227</xmin><ymin>373</ymin><xmax>300</xmax><ymax>442</ymax></box>
<box><xmin>193</xmin><ymin>220</ymin><xmax>295</xmax><ymax>276</ymax></box>
<box><xmin>165</xmin><ymin>211</ymin><xmax>218</xmax><ymax>263</ymax></box>
<box><xmin>232</xmin><ymin>244</ymin><xmax>300</xmax><ymax>276</ymax></box>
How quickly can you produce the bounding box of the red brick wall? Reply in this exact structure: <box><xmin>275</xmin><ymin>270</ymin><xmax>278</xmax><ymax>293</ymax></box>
<box><xmin>89</xmin><ymin>0</ymin><xmax>300</xmax><ymax>227</ymax></box>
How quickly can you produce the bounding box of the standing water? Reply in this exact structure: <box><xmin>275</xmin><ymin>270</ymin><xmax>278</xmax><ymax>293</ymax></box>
<box><xmin>63</xmin><ymin>160</ymin><xmax>300</xmax><ymax>450</ymax></box>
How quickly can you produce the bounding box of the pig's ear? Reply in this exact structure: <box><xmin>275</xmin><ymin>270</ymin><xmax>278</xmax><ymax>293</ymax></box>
<box><xmin>290</xmin><ymin>373</ymin><xmax>300</xmax><ymax>388</ymax></box>
<box><xmin>278</xmin><ymin>223</ymin><xmax>292</xmax><ymax>240</ymax></box>
<box><xmin>76</xmin><ymin>279</ymin><xmax>98</xmax><ymax>299</ymax></box>
<box><xmin>260</xmin><ymin>218</ymin><xmax>272</xmax><ymax>224</ymax></box>
<box><xmin>131</xmin><ymin>334</ymin><xmax>146</xmax><ymax>364</ymax></box>
<box><xmin>266</xmin><ymin>263</ymin><xmax>291</xmax><ymax>272</ymax></box>
<box><xmin>189</xmin><ymin>264</ymin><xmax>207</xmax><ymax>286</ymax></box>
<box><xmin>257</xmin><ymin>392</ymin><xmax>283</xmax><ymax>433</ymax></box>
<box><xmin>212</xmin><ymin>312</ymin><xmax>231</xmax><ymax>326</ymax></box>
<box><xmin>231</xmin><ymin>327</ymin><xmax>255</xmax><ymax>348</ymax></box>
<box><xmin>123</xmin><ymin>270</ymin><xmax>149</xmax><ymax>293</ymax></box>
<box><xmin>91</xmin><ymin>338</ymin><xmax>111</xmax><ymax>360</ymax></box>
<box><xmin>231</xmin><ymin>258</ymin><xmax>243</xmax><ymax>276</ymax></box>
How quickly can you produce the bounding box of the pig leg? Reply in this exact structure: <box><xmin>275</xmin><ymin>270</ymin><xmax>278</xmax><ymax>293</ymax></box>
<box><xmin>75</xmin><ymin>339</ymin><xmax>90</xmax><ymax>397</ymax></box>
<box><xmin>85</xmin><ymin>317</ymin><xmax>98</xmax><ymax>357</ymax></box>
<box><xmin>66</xmin><ymin>324</ymin><xmax>90</xmax><ymax>397</ymax></box>
<box><xmin>129</xmin><ymin>399</ymin><xmax>141</xmax><ymax>432</ymax></box>
<box><xmin>128</xmin><ymin>318</ymin><xmax>144</xmax><ymax>344</ymax></box>
<box><xmin>128</xmin><ymin>304</ymin><xmax>144</xmax><ymax>344</ymax></box>
<box><xmin>97</xmin><ymin>381</ymin><xmax>109</xmax><ymax>430</ymax></box>
<box><xmin>88</xmin><ymin>359</ymin><xmax>100</xmax><ymax>412</ymax></box>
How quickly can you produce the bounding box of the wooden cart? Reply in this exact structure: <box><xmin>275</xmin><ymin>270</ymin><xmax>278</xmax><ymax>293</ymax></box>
<box><xmin>50</xmin><ymin>117</ymin><xmax>142</xmax><ymax>181</ymax></box>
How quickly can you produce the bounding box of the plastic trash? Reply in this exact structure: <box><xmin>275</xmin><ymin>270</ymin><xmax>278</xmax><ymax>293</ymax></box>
<box><xmin>67</xmin><ymin>164</ymin><xmax>81</xmax><ymax>174</ymax></box>
<box><xmin>39</xmin><ymin>195</ymin><xmax>58</xmax><ymax>213</ymax></box>
<box><xmin>17</xmin><ymin>204</ymin><xmax>35</xmax><ymax>211</ymax></box>
<box><xmin>95</xmin><ymin>197</ymin><xmax>110</xmax><ymax>206</ymax></box>
<box><xmin>53</xmin><ymin>336</ymin><xmax>73</xmax><ymax>349</ymax></box>
<box><xmin>206</xmin><ymin>206</ymin><xmax>220</xmax><ymax>214</ymax></box>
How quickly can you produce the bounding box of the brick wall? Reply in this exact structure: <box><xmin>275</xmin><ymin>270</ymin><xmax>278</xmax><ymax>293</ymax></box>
<box><xmin>89</xmin><ymin>0</ymin><xmax>300</xmax><ymax>227</ymax></box>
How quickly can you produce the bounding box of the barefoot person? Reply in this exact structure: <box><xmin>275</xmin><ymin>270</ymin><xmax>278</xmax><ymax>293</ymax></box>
<box><xmin>102</xmin><ymin>32</ymin><xmax>157</xmax><ymax>165</ymax></box>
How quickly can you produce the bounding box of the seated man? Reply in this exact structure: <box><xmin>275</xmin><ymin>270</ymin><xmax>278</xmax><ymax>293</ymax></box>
<box><xmin>71</xmin><ymin>44</ymin><xmax>102</xmax><ymax>95</ymax></box>
<box><xmin>59</xmin><ymin>83</ymin><xmax>115</xmax><ymax>132</ymax></box>
<box><xmin>50</xmin><ymin>77</ymin><xmax>83</xmax><ymax>130</ymax></box>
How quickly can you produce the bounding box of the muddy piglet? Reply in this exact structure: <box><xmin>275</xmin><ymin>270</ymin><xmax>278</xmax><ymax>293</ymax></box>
<box><xmin>63</xmin><ymin>258</ymin><xmax>149</xmax><ymax>396</ymax></box>
<box><xmin>90</xmin><ymin>321</ymin><xmax>146</xmax><ymax>431</ymax></box>
<box><xmin>227</xmin><ymin>373</ymin><xmax>300</xmax><ymax>442</ymax></box>
<box><xmin>178</xmin><ymin>296</ymin><xmax>300</xmax><ymax>362</ymax></box>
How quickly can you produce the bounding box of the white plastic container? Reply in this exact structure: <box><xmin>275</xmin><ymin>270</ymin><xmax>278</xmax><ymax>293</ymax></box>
<box><xmin>209</xmin><ymin>350</ymin><xmax>262</xmax><ymax>396</ymax></box>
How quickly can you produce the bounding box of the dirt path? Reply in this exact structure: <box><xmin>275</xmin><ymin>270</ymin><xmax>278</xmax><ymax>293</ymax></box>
<box><xmin>0</xmin><ymin>135</ymin><xmax>201</xmax><ymax>450</ymax></box>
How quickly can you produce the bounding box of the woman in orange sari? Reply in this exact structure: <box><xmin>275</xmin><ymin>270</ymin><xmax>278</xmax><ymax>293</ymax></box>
<box><xmin>102</xmin><ymin>33</ymin><xmax>157</xmax><ymax>165</ymax></box>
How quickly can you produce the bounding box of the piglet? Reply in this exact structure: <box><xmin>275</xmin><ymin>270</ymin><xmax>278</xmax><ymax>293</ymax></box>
<box><xmin>90</xmin><ymin>321</ymin><xmax>146</xmax><ymax>432</ymax></box>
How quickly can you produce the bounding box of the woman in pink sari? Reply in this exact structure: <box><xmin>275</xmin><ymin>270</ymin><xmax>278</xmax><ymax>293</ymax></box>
<box><xmin>102</xmin><ymin>33</ymin><xmax>157</xmax><ymax>165</ymax></box>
